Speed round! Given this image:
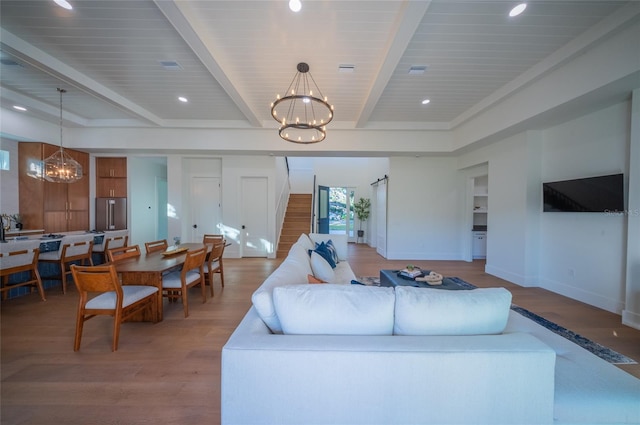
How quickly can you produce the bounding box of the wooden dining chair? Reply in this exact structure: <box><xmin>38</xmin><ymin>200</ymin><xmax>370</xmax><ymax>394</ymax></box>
<box><xmin>161</xmin><ymin>247</ymin><xmax>206</xmax><ymax>317</ymax></box>
<box><xmin>71</xmin><ymin>263</ymin><xmax>159</xmax><ymax>351</ymax></box>
<box><xmin>0</xmin><ymin>247</ymin><xmax>46</xmax><ymax>301</ymax></box>
<box><xmin>204</xmin><ymin>241</ymin><xmax>226</xmax><ymax>296</ymax></box>
<box><xmin>39</xmin><ymin>235</ymin><xmax>94</xmax><ymax>294</ymax></box>
<box><xmin>203</xmin><ymin>234</ymin><xmax>224</xmax><ymax>245</ymax></box>
<box><xmin>107</xmin><ymin>245</ymin><xmax>141</xmax><ymax>263</ymax></box>
<box><xmin>145</xmin><ymin>239</ymin><xmax>168</xmax><ymax>254</ymax></box>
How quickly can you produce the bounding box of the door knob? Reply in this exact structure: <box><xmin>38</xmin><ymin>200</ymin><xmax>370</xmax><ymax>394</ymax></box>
<box><xmin>193</xmin><ymin>224</ymin><xmax>198</xmax><ymax>228</ymax></box>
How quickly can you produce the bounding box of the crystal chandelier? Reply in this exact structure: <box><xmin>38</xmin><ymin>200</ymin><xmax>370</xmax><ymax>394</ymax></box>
<box><xmin>271</xmin><ymin>62</ymin><xmax>334</xmax><ymax>144</ymax></box>
<box><xmin>43</xmin><ymin>88</ymin><xmax>83</xmax><ymax>183</ymax></box>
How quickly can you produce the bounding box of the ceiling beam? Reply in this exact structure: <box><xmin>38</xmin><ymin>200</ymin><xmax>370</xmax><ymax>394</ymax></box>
<box><xmin>355</xmin><ymin>1</ymin><xmax>431</xmax><ymax>128</ymax></box>
<box><xmin>0</xmin><ymin>29</ymin><xmax>163</xmax><ymax>127</ymax></box>
<box><xmin>154</xmin><ymin>0</ymin><xmax>262</xmax><ymax>128</ymax></box>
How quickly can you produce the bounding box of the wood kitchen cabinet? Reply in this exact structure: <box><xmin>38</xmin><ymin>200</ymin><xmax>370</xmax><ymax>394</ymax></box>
<box><xmin>18</xmin><ymin>142</ymin><xmax>90</xmax><ymax>233</ymax></box>
<box><xmin>96</xmin><ymin>157</ymin><xmax>127</xmax><ymax>197</ymax></box>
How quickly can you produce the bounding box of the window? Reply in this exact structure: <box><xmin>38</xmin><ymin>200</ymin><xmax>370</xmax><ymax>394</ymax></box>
<box><xmin>0</xmin><ymin>150</ymin><xmax>9</xmax><ymax>170</ymax></box>
<box><xmin>329</xmin><ymin>187</ymin><xmax>355</xmax><ymax>237</ymax></box>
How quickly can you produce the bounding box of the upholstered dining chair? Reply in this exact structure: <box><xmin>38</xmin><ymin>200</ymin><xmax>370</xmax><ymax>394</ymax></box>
<box><xmin>70</xmin><ymin>263</ymin><xmax>159</xmax><ymax>351</ymax></box>
<box><xmin>145</xmin><ymin>239</ymin><xmax>168</xmax><ymax>254</ymax></box>
<box><xmin>39</xmin><ymin>234</ymin><xmax>94</xmax><ymax>294</ymax></box>
<box><xmin>0</xmin><ymin>242</ymin><xmax>46</xmax><ymax>301</ymax></box>
<box><xmin>107</xmin><ymin>245</ymin><xmax>141</xmax><ymax>263</ymax></box>
<box><xmin>204</xmin><ymin>241</ymin><xmax>226</xmax><ymax>297</ymax></box>
<box><xmin>161</xmin><ymin>247</ymin><xmax>206</xmax><ymax>318</ymax></box>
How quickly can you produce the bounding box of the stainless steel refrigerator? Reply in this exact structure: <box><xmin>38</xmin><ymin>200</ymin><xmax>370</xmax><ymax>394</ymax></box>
<box><xmin>95</xmin><ymin>198</ymin><xmax>127</xmax><ymax>231</ymax></box>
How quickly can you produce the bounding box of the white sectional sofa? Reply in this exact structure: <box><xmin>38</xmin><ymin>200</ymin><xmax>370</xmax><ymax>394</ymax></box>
<box><xmin>222</xmin><ymin>233</ymin><xmax>640</xmax><ymax>425</ymax></box>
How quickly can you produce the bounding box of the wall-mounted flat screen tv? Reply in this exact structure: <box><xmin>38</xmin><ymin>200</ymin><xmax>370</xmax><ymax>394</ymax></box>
<box><xmin>543</xmin><ymin>173</ymin><xmax>624</xmax><ymax>212</ymax></box>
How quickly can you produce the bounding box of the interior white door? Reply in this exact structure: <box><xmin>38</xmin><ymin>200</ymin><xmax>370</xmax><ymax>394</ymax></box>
<box><xmin>190</xmin><ymin>177</ymin><xmax>221</xmax><ymax>243</ymax></box>
<box><xmin>241</xmin><ymin>176</ymin><xmax>269</xmax><ymax>257</ymax></box>
<box><xmin>376</xmin><ymin>180</ymin><xmax>387</xmax><ymax>258</ymax></box>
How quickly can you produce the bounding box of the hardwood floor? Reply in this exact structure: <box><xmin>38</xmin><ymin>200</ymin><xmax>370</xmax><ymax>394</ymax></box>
<box><xmin>2</xmin><ymin>243</ymin><xmax>639</xmax><ymax>424</ymax></box>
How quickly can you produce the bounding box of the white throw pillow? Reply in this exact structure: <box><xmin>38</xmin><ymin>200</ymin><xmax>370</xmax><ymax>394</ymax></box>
<box><xmin>310</xmin><ymin>251</ymin><xmax>335</xmax><ymax>283</ymax></box>
<box><xmin>394</xmin><ymin>287</ymin><xmax>512</xmax><ymax>335</ymax></box>
<box><xmin>273</xmin><ymin>284</ymin><xmax>395</xmax><ymax>335</ymax></box>
<box><xmin>295</xmin><ymin>233</ymin><xmax>314</xmax><ymax>251</ymax></box>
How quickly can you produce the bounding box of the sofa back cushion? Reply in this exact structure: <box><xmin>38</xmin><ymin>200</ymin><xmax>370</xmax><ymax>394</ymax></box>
<box><xmin>251</xmin><ymin>242</ymin><xmax>313</xmax><ymax>333</ymax></box>
<box><xmin>274</xmin><ymin>284</ymin><xmax>395</xmax><ymax>335</ymax></box>
<box><xmin>295</xmin><ymin>233</ymin><xmax>314</xmax><ymax>251</ymax></box>
<box><xmin>394</xmin><ymin>287</ymin><xmax>512</xmax><ymax>335</ymax></box>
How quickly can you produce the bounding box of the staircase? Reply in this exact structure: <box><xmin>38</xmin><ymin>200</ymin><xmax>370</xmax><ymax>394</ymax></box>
<box><xmin>277</xmin><ymin>194</ymin><xmax>312</xmax><ymax>258</ymax></box>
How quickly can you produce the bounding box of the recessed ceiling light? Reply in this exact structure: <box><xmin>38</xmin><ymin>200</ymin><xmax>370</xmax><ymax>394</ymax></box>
<box><xmin>289</xmin><ymin>0</ymin><xmax>301</xmax><ymax>12</ymax></box>
<box><xmin>509</xmin><ymin>3</ymin><xmax>527</xmax><ymax>17</ymax></box>
<box><xmin>409</xmin><ymin>65</ymin><xmax>428</xmax><ymax>75</ymax></box>
<box><xmin>178</xmin><ymin>96</ymin><xmax>188</xmax><ymax>103</ymax></box>
<box><xmin>421</xmin><ymin>99</ymin><xmax>431</xmax><ymax>105</ymax></box>
<box><xmin>53</xmin><ymin>0</ymin><xmax>73</xmax><ymax>10</ymax></box>
<box><xmin>13</xmin><ymin>105</ymin><xmax>27</xmax><ymax>112</ymax></box>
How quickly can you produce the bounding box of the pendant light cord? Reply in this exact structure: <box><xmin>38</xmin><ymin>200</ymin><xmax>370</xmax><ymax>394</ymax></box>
<box><xmin>58</xmin><ymin>88</ymin><xmax>66</xmax><ymax>153</ymax></box>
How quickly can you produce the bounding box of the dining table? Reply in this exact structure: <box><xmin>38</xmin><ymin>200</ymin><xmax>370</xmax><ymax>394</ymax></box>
<box><xmin>114</xmin><ymin>242</ymin><xmax>210</xmax><ymax>321</ymax></box>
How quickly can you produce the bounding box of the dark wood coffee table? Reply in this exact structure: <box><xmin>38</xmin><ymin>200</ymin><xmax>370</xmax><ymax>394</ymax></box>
<box><xmin>379</xmin><ymin>269</ymin><xmax>472</xmax><ymax>290</ymax></box>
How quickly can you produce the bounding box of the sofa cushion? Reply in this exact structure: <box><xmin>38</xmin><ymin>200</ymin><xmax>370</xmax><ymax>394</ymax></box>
<box><xmin>333</xmin><ymin>261</ymin><xmax>357</xmax><ymax>284</ymax></box>
<box><xmin>309</xmin><ymin>233</ymin><xmax>348</xmax><ymax>261</ymax></box>
<box><xmin>307</xmin><ymin>274</ymin><xmax>326</xmax><ymax>284</ymax></box>
<box><xmin>273</xmin><ymin>284</ymin><xmax>395</xmax><ymax>335</ymax></box>
<box><xmin>310</xmin><ymin>251</ymin><xmax>335</xmax><ymax>283</ymax></box>
<box><xmin>394</xmin><ymin>287</ymin><xmax>512</xmax><ymax>335</ymax></box>
<box><xmin>296</xmin><ymin>233</ymin><xmax>314</xmax><ymax>251</ymax></box>
<box><xmin>311</xmin><ymin>242</ymin><xmax>336</xmax><ymax>268</ymax></box>
<box><xmin>251</xmin><ymin>242</ymin><xmax>313</xmax><ymax>333</ymax></box>
<box><xmin>325</xmin><ymin>239</ymin><xmax>339</xmax><ymax>265</ymax></box>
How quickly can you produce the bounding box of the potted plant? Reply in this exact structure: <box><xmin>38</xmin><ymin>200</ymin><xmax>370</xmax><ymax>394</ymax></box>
<box><xmin>11</xmin><ymin>214</ymin><xmax>23</xmax><ymax>230</ymax></box>
<box><xmin>353</xmin><ymin>197</ymin><xmax>371</xmax><ymax>239</ymax></box>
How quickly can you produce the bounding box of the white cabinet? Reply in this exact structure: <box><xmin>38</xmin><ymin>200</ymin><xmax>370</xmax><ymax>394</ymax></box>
<box><xmin>472</xmin><ymin>231</ymin><xmax>487</xmax><ymax>259</ymax></box>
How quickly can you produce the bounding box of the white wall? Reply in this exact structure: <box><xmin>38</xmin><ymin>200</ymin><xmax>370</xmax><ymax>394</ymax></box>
<box><xmin>275</xmin><ymin>157</ymin><xmax>290</xmax><ymax>250</ymax></box>
<box><xmin>457</xmin><ymin>100</ymin><xmax>632</xmax><ymax>315</ymax></box>
<box><xmin>386</xmin><ymin>157</ymin><xmax>462</xmax><ymax>260</ymax></box>
<box><xmin>0</xmin><ymin>138</ymin><xmax>19</xmax><ymax>217</ymax></box>
<box><xmin>539</xmin><ymin>101</ymin><xmax>630</xmax><ymax>314</ymax></box>
<box><xmin>128</xmin><ymin>156</ymin><xmax>168</xmax><ymax>246</ymax></box>
<box><xmin>624</xmin><ymin>89</ymin><xmax>640</xmax><ymax>329</ymax></box>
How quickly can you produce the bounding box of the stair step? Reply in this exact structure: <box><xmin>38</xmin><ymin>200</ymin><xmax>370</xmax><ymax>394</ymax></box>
<box><xmin>276</xmin><ymin>193</ymin><xmax>312</xmax><ymax>257</ymax></box>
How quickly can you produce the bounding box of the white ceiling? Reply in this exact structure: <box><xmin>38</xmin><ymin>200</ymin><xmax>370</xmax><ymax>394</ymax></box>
<box><xmin>0</xmin><ymin>0</ymin><xmax>637</xmax><ymax>135</ymax></box>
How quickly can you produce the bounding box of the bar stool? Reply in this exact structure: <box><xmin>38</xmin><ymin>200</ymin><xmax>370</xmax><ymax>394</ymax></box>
<box><xmin>39</xmin><ymin>234</ymin><xmax>94</xmax><ymax>294</ymax></box>
<box><xmin>92</xmin><ymin>230</ymin><xmax>129</xmax><ymax>264</ymax></box>
<box><xmin>1</xmin><ymin>240</ymin><xmax>46</xmax><ymax>301</ymax></box>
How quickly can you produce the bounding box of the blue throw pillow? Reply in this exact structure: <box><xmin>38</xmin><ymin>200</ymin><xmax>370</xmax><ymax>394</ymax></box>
<box><xmin>325</xmin><ymin>239</ymin><xmax>339</xmax><ymax>265</ymax></box>
<box><xmin>312</xmin><ymin>242</ymin><xmax>336</xmax><ymax>268</ymax></box>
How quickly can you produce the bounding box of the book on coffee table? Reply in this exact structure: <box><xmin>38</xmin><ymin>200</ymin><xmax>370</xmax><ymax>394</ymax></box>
<box><xmin>399</xmin><ymin>268</ymin><xmax>422</xmax><ymax>279</ymax></box>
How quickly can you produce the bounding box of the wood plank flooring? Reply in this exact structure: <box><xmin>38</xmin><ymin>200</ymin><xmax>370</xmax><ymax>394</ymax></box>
<box><xmin>2</xmin><ymin>243</ymin><xmax>639</xmax><ymax>424</ymax></box>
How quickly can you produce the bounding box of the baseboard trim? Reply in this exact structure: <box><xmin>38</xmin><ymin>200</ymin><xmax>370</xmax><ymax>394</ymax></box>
<box><xmin>622</xmin><ymin>309</ymin><xmax>640</xmax><ymax>330</ymax></box>
<box><xmin>539</xmin><ymin>277</ymin><xmax>624</xmax><ymax>315</ymax></box>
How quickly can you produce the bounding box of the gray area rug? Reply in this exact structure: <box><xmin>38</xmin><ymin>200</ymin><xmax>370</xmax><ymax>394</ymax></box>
<box><xmin>357</xmin><ymin>276</ymin><xmax>637</xmax><ymax>364</ymax></box>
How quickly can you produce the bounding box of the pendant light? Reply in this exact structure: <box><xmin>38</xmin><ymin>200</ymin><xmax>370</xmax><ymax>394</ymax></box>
<box><xmin>42</xmin><ymin>88</ymin><xmax>83</xmax><ymax>183</ymax></box>
<box><xmin>270</xmin><ymin>62</ymin><xmax>333</xmax><ymax>144</ymax></box>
